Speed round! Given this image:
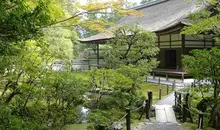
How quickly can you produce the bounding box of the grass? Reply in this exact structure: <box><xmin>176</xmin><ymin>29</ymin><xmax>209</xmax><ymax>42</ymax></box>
<box><xmin>71</xmin><ymin>71</ymin><xmax>90</xmax><ymax>81</ymax></box>
<box><xmin>72</xmin><ymin>71</ymin><xmax>174</xmax><ymax>104</ymax></box>
<box><xmin>140</xmin><ymin>82</ymin><xmax>173</xmax><ymax>104</ymax></box>
<box><xmin>63</xmin><ymin>124</ymin><xmax>88</xmax><ymax>130</ymax></box>
<box><xmin>181</xmin><ymin>122</ymin><xmax>215</xmax><ymax>130</ymax></box>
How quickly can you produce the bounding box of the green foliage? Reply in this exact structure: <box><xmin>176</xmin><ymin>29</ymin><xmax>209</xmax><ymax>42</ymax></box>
<box><xmin>184</xmin><ymin>86</ymin><xmax>220</xmax><ymax>127</ymax></box>
<box><xmin>87</xmin><ymin>26</ymin><xmax>159</xmax><ymax>129</ymax></box>
<box><xmin>182</xmin><ymin>48</ymin><xmax>220</xmax><ymax>98</ymax></box>
<box><xmin>104</xmin><ymin>25</ymin><xmax>159</xmax><ymax>73</ymax></box>
<box><xmin>64</xmin><ymin>124</ymin><xmax>88</xmax><ymax>130</ymax></box>
<box><xmin>44</xmin><ymin>27</ymin><xmax>79</xmax><ymax>59</ymax></box>
<box><xmin>0</xmin><ymin>0</ymin><xmax>63</xmax><ymax>44</ymax></box>
<box><xmin>0</xmin><ymin>104</ymin><xmax>41</xmax><ymax>129</ymax></box>
<box><xmin>0</xmin><ymin>70</ymin><xmax>88</xmax><ymax>129</ymax></box>
<box><xmin>182</xmin><ymin>122</ymin><xmax>215</xmax><ymax>130</ymax></box>
<box><xmin>0</xmin><ymin>0</ymin><xmax>149</xmax><ymax>129</ymax></box>
<box><xmin>0</xmin><ymin>38</ymin><xmax>89</xmax><ymax>129</ymax></box>
<box><xmin>182</xmin><ymin>48</ymin><xmax>220</xmax><ymax>80</ymax></box>
<box><xmin>87</xmin><ymin>68</ymin><xmax>146</xmax><ymax>129</ymax></box>
<box><xmin>140</xmin><ymin>83</ymin><xmax>173</xmax><ymax>104</ymax></box>
<box><xmin>88</xmin><ymin>108</ymin><xmax>125</xmax><ymax>130</ymax></box>
<box><xmin>80</xmin><ymin>11</ymin><xmax>121</xmax><ymax>38</ymax></box>
<box><xmin>182</xmin><ymin>1</ymin><xmax>220</xmax><ymax>127</ymax></box>
<box><xmin>42</xmin><ymin>72</ymin><xmax>89</xmax><ymax>129</ymax></box>
<box><xmin>183</xmin><ymin>48</ymin><xmax>220</xmax><ymax>127</ymax></box>
<box><xmin>181</xmin><ymin>0</ymin><xmax>220</xmax><ymax>44</ymax></box>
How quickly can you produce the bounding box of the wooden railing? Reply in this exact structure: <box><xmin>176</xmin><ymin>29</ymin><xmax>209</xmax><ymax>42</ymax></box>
<box><xmin>174</xmin><ymin>90</ymin><xmax>220</xmax><ymax>130</ymax></box>
<box><xmin>97</xmin><ymin>85</ymin><xmax>176</xmax><ymax>130</ymax></box>
<box><xmin>97</xmin><ymin>91</ymin><xmax>153</xmax><ymax>130</ymax></box>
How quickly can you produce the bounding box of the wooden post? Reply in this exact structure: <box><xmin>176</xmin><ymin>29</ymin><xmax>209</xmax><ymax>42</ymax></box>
<box><xmin>126</xmin><ymin>108</ymin><xmax>131</xmax><ymax>130</ymax></box>
<box><xmin>191</xmin><ymin>82</ymin><xmax>193</xmax><ymax>88</ymax></box>
<box><xmin>185</xmin><ymin>93</ymin><xmax>189</xmax><ymax>105</ymax></box>
<box><xmin>172</xmin><ymin>80</ymin><xmax>175</xmax><ymax>91</ymax></box>
<box><xmin>158</xmin><ymin>78</ymin><xmax>160</xmax><ymax>85</ymax></box>
<box><xmin>198</xmin><ymin>113</ymin><xmax>204</xmax><ymax>130</ymax></box>
<box><xmin>183</xmin><ymin>104</ymin><xmax>187</xmax><ymax>122</ymax></box>
<box><xmin>166</xmin><ymin>73</ymin><xmax>168</xmax><ymax>81</ymax></box>
<box><xmin>98</xmin><ymin>124</ymin><xmax>105</xmax><ymax>130</ymax></box>
<box><xmin>193</xmin><ymin>79</ymin><xmax>196</xmax><ymax>87</ymax></box>
<box><xmin>148</xmin><ymin>91</ymin><xmax>153</xmax><ymax>109</ymax></box>
<box><xmin>178</xmin><ymin>93</ymin><xmax>182</xmax><ymax>116</ymax></box>
<box><xmin>146</xmin><ymin>91</ymin><xmax>153</xmax><ymax>119</ymax></box>
<box><xmin>181</xmin><ymin>73</ymin><xmax>184</xmax><ymax>83</ymax></box>
<box><xmin>153</xmin><ymin>72</ymin><xmax>155</xmax><ymax>79</ymax></box>
<box><xmin>145</xmin><ymin>99</ymin><xmax>149</xmax><ymax>119</ymax></box>
<box><xmin>166</xmin><ymin>85</ymin><xmax>169</xmax><ymax>95</ymax></box>
<box><xmin>146</xmin><ymin>101</ymin><xmax>150</xmax><ymax>119</ymax></box>
<box><xmin>185</xmin><ymin>93</ymin><xmax>193</xmax><ymax>123</ymax></box>
<box><xmin>146</xmin><ymin>77</ymin><xmax>148</xmax><ymax>82</ymax></box>
<box><xmin>159</xmin><ymin>88</ymin><xmax>162</xmax><ymax>100</ymax></box>
<box><xmin>178</xmin><ymin>93</ymin><xmax>181</xmax><ymax>106</ymax></box>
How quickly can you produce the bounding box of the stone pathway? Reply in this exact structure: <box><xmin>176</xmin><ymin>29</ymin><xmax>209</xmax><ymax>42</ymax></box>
<box><xmin>156</xmin><ymin>92</ymin><xmax>175</xmax><ymax>106</ymax></box>
<box><xmin>154</xmin><ymin>105</ymin><xmax>177</xmax><ymax>123</ymax></box>
<box><xmin>132</xmin><ymin>119</ymin><xmax>186</xmax><ymax>130</ymax></box>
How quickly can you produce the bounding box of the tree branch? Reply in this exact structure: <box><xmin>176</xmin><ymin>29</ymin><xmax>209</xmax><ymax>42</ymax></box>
<box><xmin>40</xmin><ymin>5</ymin><xmax>115</xmax><ymax>29</ymax></box>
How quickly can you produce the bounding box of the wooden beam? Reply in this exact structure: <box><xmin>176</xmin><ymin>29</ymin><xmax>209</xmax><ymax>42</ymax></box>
<box><xmin>169</xmin><ymin>34</ymin><xmax>171</xmax><ymax>49</ymax></box>
<box><xmin>166</xmin><ymin>73</ymin><xmax>168</xmax><ymax>81</ymax></box>
<box><xmin>181</xmin><ymin>34</ymin><xmax>185</xmax><ymax>55</ymax></box>
<box><xmin>158</xmin><ymin>35</ymin><xmax>160</xmax><ymax>62</ymax></box>
<box><xmin>158</xmin><ymin>35</ymin><xmax>160</xmax><ymax>48</ymax></box>
<box><xmin>182</xmin><ymin>73</ymin><xmax>184</xmax><ymax>83</ymax></box>
<box><xmin>181</xmin><ymin>34</ymin><xmax>185</xmax><ymax>70</ymax></box>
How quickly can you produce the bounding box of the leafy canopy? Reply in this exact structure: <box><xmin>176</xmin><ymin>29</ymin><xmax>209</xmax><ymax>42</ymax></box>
<box><xmin>104</xmin><ymin>25</ymin><xmax>159</xmax><ymax>75</ymax></box>
<box><xmin>181</xmin><ymin>0</ymin><xmax>220</xmax><ymax>43</ymax></box>
<box><xmin>88</xmin><ymin>26</ymin><xmax>159</xmax><ymax>128</ymax></box>
<box><xmin>181</xmin><ymin>0</ymin><xmax>220</xmax><ymax>127</ymax></box>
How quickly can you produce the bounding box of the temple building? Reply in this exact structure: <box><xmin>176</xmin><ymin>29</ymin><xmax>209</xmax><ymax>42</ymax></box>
<box><xmin>79</xmin><ymin>0</ymin><xmax>217</xmax><ymax>81</ymax></box>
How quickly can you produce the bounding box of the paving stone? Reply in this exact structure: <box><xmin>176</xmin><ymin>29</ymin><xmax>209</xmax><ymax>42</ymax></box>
<box><xmin>132</xmin><ymin>121</ymin><xmax>186</xmax><ymax>130</ymax></box>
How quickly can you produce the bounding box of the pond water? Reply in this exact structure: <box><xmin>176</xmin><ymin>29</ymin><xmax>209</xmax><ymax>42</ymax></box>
<box><xmin>80</xmin><ymin>107</ymin><xmax>90</xmax><ymax>123</ymax></box>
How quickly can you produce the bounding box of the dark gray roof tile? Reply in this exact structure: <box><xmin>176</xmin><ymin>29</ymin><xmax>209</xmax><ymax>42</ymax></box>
<box><xmin>80</xmin><ymin>0</ymin><xmax>208</xmax><ymax>42</ymax></box>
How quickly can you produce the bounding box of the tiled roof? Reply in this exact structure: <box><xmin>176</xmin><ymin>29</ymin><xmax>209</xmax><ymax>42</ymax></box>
<box><xmin>80</xmin><ymin>0</ymin><xmax>207</xmax><ymax>43</ymax></box>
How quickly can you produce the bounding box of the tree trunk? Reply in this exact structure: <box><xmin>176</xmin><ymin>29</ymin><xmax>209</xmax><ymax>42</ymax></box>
<box><xmin>209</xmin><ymin>104</ymin><xmax>219</xmax><ymax>128</ymax></box>
<box><xmin>214</xmin><ymin>80</ymin><xmax>218</xmax><ymax>99</ymax></box>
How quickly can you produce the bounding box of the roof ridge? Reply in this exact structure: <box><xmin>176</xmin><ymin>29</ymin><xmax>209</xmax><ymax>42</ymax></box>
<box><xmin>130</xmin><ymin>0</ymin><xmax>169</xmax><ymax>10</ymax></box>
